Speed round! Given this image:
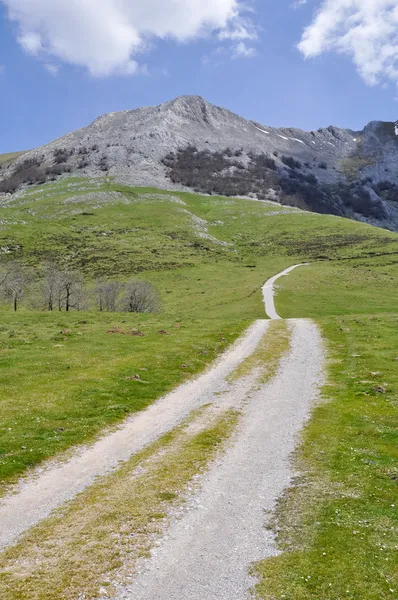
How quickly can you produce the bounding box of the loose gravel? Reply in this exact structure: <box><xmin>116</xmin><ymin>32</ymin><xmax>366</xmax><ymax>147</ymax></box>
<box><xmin>0</xmin><ymin>320</ymin><xmax>268</xmax><ymax>550</ymax></box>
<box><xmin>262</xmin><ymin>264</ymin><xmax>308</xmax><ymax>319</ymax></box>
<box><xmin>111</xmin><ymin>318</ymin><xmax>324</xmax><ymax>600</ymax></box>
<box><xmin>0</xmin><ymin>263</ymin><xmax>325</xmax><ymax>600</ymax></box>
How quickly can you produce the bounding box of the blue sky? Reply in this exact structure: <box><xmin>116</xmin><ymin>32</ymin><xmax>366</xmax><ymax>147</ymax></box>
<box><xmin>0</xmin><ymin>0</ymin><xmax>397</xmax><ymax>153</ymax></box>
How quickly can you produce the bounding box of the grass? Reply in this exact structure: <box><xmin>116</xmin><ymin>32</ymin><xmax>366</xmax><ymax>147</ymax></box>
<box><xmin>228</xmin><ymin>320</ymin><xmax>291</xmax><ymax>384</ymax></box>
<box><xmin>0</xmin><ymin>407</ymin><xmax>239</xmax><ymax>600</ymax></box>
<box><xmin>276</xmin><ymin>257</ymin><xmax>398</xmax><ymax>318</ymax></box>
<box><xmin>1</xmin><ymin>178</ymin><xmax>398</xmax><ymax>600</ymax></box>
<box><xmin>252</xmin><ymin>315</ymin><xmax>398</xmax><ymax>599</ymax></box>
<box><xmin>0</xmin><ymin>310</ymin><xmax>247</xmax><ymax>490</ymax></box>
<box><xmin>0</xmin><ymin>151</ymin><xmax>27</xmax><ymax>166</ymax></box>
<box><xmin>338</xmin><ymin>154</ymin><xmax>376</xmax><ymax>180</ymax></box>
<box><xmin>1</xmin><ymin>179</ymin><xmax>398</xmax><ymax>488</ymax></box>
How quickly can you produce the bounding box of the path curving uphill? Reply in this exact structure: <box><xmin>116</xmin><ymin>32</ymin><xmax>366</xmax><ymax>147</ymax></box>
<box><xmin>107</xmin><ymin>264</ymin><xmax>324</xmax><ymax>600</ymax></box>
<box><xmin>113</xmin><ymin>319</ymin><xmax>324</xmax><ymax>600</ymax></box>
<box><xmin>0</xmin><ymin>261</ymin><xmax>324</xmax><ymax>600</ymax></box>
<box><xmin>262</xmin><ymin>263</ymin><xmax>309</xmax><ymax>319</ymax></box>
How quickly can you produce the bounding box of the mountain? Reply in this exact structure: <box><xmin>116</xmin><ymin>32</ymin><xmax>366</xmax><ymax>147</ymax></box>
<box><xmin>1</xmin><ymin>95</ymin><xmax>398</xmax><ymax>230</ymax></box>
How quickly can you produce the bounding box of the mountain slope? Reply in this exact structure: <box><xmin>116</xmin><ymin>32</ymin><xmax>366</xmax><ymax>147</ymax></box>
<box><xmin>1</xmin><ymin>96</ymin><xmax>398</xmax><ymax>229</ymax></box>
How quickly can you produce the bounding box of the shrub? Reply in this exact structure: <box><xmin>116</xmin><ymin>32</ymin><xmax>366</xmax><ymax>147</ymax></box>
<box><xmin>281</xmin><ymin>156</ymin><xmax>302</xmax><ymax>170</ymax></box>
<box><xmin>54</xmin><ymin>148</ymin><xmax>74</xmax><ymax>164</ymax></box>
<box><xmin>46</xmin><ymin>164</ymin><xmax>71</xmax><ymax>178</ymax></box>
<box><xmin>0</xmin><ymin>157</ymin><xmax>46</xmax><ymax>193</ymax></box>
<box><xmin>318</xmin><ymin>162</ymin><xmax>328</xmax><ymax>170</ymax></box>
<box><xmin>122</xmin><ymin>281</ymin><xmax>159</xmax><ymax>313</ymax></box>
<box><xmin>98</xmin><ymin>156</ymin><xmax>109</xmax><ymax>172</ymax></box>
<box><xmin>161</xmin><ymin>145</ymin><xmax>386</xmax><ymax>223</ymax></box>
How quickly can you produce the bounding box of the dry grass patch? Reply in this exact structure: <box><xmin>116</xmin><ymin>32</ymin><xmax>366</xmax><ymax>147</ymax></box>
<box><xmin>0</xmin><ymin>407</ymin><xmax>239</xmax><ymax>600</ymax></box>
<box><xmin>228</xmin><ymin>320</ymin><xmax>291</xmax><ymax>384</ymax></box>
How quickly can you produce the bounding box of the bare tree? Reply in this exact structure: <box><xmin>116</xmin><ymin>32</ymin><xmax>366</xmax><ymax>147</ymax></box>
<box><xmin>58</xmin><ymin>270</ymin><xmax>86</xmax><ymax>311</ymax></box>
<box><xmin>122</xmin><ymin>280</ymin><xmax>159</xmax><ymax>313</ymax></box>
<box><xmin>95</xmin><ymin>279</ymin><xmax>122</xmax><ymax>312</ymax></box>
<box><xmin>42</xmin><ymin>261</ymin><xmax>63</xmax><ymax>311</ymax></box>
<box><xmin>0</xmin><ymin>267</ymin><xmax>9</xmax><ymax>288</ymax></box>
<box><xmin>95</xmin><ymin>277</ymin><xmax>105</xmax><ymax>312</ymax></box>
<box><xmin>2</xmin><ymin>261</ymin><xmax>29</xmax><ymax>311</ymax></box>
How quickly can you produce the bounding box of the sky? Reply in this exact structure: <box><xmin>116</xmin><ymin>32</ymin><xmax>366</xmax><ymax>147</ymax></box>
<box><xmin>0</xmin><ymin>0</ymin><xmax>398</xmax><ymax>153</ymax></box>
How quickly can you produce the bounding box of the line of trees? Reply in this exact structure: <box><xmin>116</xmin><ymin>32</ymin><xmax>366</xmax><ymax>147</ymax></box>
<box><xmin>0</xmin><ymin>261</ymin><xmax>159</xmax><ymax>313</ymax></box>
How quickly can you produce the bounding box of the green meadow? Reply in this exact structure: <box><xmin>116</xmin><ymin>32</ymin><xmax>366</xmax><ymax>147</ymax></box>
<box><xmin>0</xmin><ymin>177</ymin><xmax>397</xmax><ymax>597</ymax></box>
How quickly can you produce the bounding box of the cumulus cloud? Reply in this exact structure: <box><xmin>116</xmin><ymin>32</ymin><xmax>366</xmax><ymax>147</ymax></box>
<box><xmin>1</xmin><ymin>0</ymin><xmax>253</xmax><ymax>76</ymax></box>
<box><xmin>233</xmin><ymin>42</ymin><xmax>256</xmax><ymax>58</ymax></box>
<box><xmin>298</xmin><ymin>0</ymin><xmax>398</xmax><ymax>86</ymax></box>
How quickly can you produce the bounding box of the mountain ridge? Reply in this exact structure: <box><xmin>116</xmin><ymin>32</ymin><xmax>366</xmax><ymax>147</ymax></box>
<box><xmin>1</xmin><ymin>95</ymin><xmax>398</xmax><ymax>230</ymax></box>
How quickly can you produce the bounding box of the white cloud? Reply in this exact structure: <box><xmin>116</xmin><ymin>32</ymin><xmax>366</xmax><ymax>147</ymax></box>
<box><xmin>233</xmin><ymin>41</ymin><xmax>256</xmax><ymax>58</ymax></box>
<box><xmin>19</xmin><ymin>31</ymin><xmax>43</xmax><ymax>54</ymax></box>
<box><xmin>43</xmin><ymin>63</ymin><xmax>60</xmax><ymax>76</ymax></box>
<box><xmin>291</xmin><ymin>0</ymin><xmax>308</xmax><ymax>8</ymax></box>
<box><xmin>2</xmin><ymin>0</ymin><xmax>253</xmax><ymax>76</ymax></box>
<box><xmin>218</xmin><ymin>16</ymin><xmax>257</xmax><ymax>41</ymax></box>
<box><xmin>298</xmin><ymin>0</ymin><xmax>398</xmax><ymax>86</ymax></box>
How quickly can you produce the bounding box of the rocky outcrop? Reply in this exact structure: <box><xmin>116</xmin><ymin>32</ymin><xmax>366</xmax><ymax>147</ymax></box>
<box><xmin>1</xmin><ymin>96</ymin><xmax>398</xmax><ymax>230</ymax></box>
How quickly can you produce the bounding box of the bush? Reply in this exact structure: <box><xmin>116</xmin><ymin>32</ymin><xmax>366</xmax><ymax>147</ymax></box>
<box><xmin>46</xmin><ymin>164</ymin><xmax>71</xmax><ymax>177</ymax></box>
<box><xmin>98</xmin><ymin>156</ymin><xmax>109</xmax><ymax>172</ymax></box>
<box><xmin>0</xmin><ymin>158</ymin><xmax>46</xmax><ymax>193</ymax></box>
<box><xmin>122</xmin><ymin>281</ymin><xmax>159</xmax><ymax>313</ymax></box>
<box><xmin>54</xmin><ymin>148</ymin><xmax>74</xmax><ymax>164</ymax></box>
<box><xmin>281</xmin><ymin>156</ymin><xmax>302</xmax><ymax>170</ymax></box>
<box><xmin>373</xmin><ymin>180</ymin><xmax>398</xmax><ymax>203</ymax></box>
<box><xmin>161</xmin><ymin>144</ymin><xmax>386</xmax><ymax>223</ymax></box>
<box><xmin>318</xmin><ymin>162</ymin><xmax>328</xmax><ymax>170</ymax></box>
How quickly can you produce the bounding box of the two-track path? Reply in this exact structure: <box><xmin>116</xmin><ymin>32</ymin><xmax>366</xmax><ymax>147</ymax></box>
<box><xmin>0</xmin><ymin>263</ymin><xmax>324</xmax><ymax>600</ymax></box>
<box><xmin>110</xmin><ymin>263</ymin><xmax>324</xmax><ymax>600</ymax></box>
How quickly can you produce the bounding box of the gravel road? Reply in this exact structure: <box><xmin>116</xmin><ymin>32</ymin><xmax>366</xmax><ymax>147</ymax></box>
<box><xmin>0</xmin><ymin>260</ymin><xmax>323</xmax><ymax>600</ymax></box>
<box><xmin>262</xmin><ymin>264</ymin><xmax>308</xmax><ymax>319</ymax></box>
<box><xmin>111</xmin><ymin>318</ymin><xmax>324</xmax><ymax>600</ymax></box>
<box><xmin>0</xmin><ymin>320</ymin><xmax>269</xmax><ymax>550</ymax></box>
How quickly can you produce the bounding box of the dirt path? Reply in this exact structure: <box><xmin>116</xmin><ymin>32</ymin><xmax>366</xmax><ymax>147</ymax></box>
<box><xmin>262</xmin><ymin>263</ymin><xmax>308</xmax><ymax>319</ymax></box>
<box><xmin>110</xmin><ymin>319</ymin><xmax>324</xmax><ymax>600</ymax></box>
<box><xmin>0</xmin><ymin>320</ymin><xmax>269</xmax><ymax>550</ymax></box>
<box><xmin>0</xmin><ymin>263</ymin><xmax>320</xmax><ymax>564</ymax></box>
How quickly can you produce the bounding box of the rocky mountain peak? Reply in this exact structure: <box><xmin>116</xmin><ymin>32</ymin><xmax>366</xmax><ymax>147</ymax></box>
<box><xmin>1</xmin><ymin>96</ymin><xmax>398</xmax><ymax>231</ymax></box>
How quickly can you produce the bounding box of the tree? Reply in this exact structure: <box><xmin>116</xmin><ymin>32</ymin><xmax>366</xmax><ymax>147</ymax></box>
<box><xmin>1</xmin><ymin>262</ymin><xmax>29</xmax><ymax>311</ymax></box>
<box><xmin>122</xmin><ymin>280</ymin><xmax>159</xmax><ymax>313</ymax></box>
<box><xmin>41</xmin><ymin>261</ymin><xmax>63</xmax><ymax>311</ymax></box>
<box><xmin>95</xmin><ymin>279</ymin><xmax>122</xmax><ymax>312</ymax></box>
<box><xmin>58</xmin><ymin>270</ymin><xmax>86</xmax><ymax>311</ymax></box>
<box><xmin>0</xmin><ymin>263</ymin><xmax>10</xmax><ymax>289</ymax></box>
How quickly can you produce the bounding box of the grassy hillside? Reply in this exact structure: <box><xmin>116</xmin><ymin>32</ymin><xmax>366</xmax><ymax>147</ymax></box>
<box><xmin>253</xmin><ymin>246</ymin><xmax>398</xmax><ymax>598</ymax></box>
<box><xmin>1</xmin><ymin>178</ymin><xmax>397</xmax><ymax>489</ymax></box>
<box><xmin>0</xmin><ymin>151</ymin><xmax>28</xmax><ymax>166</ymax></box>
<box><xmin>0</xmin><ymin>176</ymin><xmax>397</xmax><ymax>597</ymax></box>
